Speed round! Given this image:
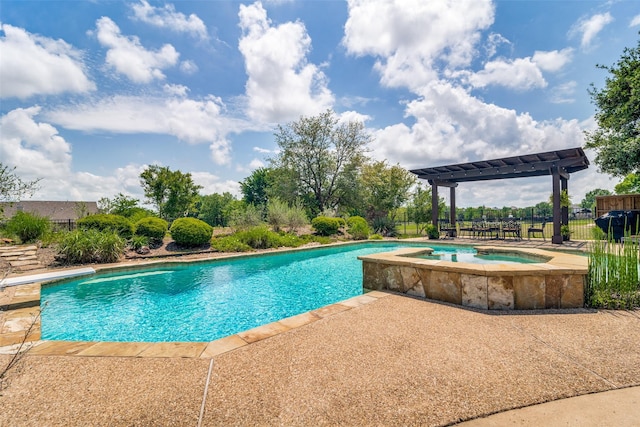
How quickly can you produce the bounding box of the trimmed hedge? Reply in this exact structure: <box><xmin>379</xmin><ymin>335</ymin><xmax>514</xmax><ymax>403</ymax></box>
<box><xmin>170</xmin><ymin>217</ymin><xmax>213</xmax><ymax>247</ymax></box>
<box><xmin>311</xmin><ymin>216</ymin><xmax>345</xmax><ymax>236</ymax></box>
<box><xmin>135</xmin><ymin>217</ymin><xmax>168</xmax><ymax>245</ymax></box>
<box><xmin>346</xmin><ymin>216</ymin><xmax>370</xmax><ymax>240</ymax></box>
<box><xmin>77</xmin><ymin>214</ymin><xmax>133</xmax><ymax>239</ymax></box>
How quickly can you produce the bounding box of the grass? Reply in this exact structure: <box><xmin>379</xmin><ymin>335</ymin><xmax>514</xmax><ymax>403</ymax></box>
<box><xmin>586</xmin><ymin>233</ymin><xmax>640</xmax><ymax>309</ymax></box>
<box><xmin>396</xmin><ymin>219</ymin><xmax>599</xmax><ymax>241</ymax></box>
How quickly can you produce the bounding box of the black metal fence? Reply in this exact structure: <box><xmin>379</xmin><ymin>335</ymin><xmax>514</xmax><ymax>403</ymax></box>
<box><xmin>397</xmin><ymin>208</ymin><xmax>598</xmax><ymax>241</ymax></box>
<box><xmin>50</xmin><ymin>219</ymin><xmax>78</xmax><ymax>231</ymax></box>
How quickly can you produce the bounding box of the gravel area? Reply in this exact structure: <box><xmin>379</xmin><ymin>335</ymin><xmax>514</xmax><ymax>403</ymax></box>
<box><xmin>4</xmin><ymin>295</ymin><xmax>636</xmax><ymax>426</ymax></box>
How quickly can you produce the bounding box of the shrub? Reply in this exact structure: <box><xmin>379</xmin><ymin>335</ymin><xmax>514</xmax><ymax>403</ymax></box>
<box><xmin>57</xmin><ymin>229</ymin><xmax>125</xmax><ymax>264</ymax></box>
<box><xmin>211</xmin><ymin>235</ymin><xmax>252</xmax><ymax>252</ymax></box>
<box><xmin>311</xmin><ymin>216</ymin><xmax>345</xmax><ymax>236</ymax></box>
<box><xmin>235</xmin><ymin>225</ymin><xmax>280</xmax><ymax>249</ymax></box>
<box><xmin>170</xmin><ymin>217</ymin><xmax>213</xmax><ymax>247</ymax></box>
<box><xmin>425</xmin><ymin>224</ymin><xmax>440</xmax><ymax>239</ymax></box>
<box><xmin>77</xmin><ymin>214</ymin><xmax>133</xmax><ymax>239</ymax></box>
<box><xmin>135</xmin><ymin>217</ymin><xmax>168</xmax><ymax>246</ymax></box>
<box><xmin>267</xmin><ymin>198</ymin><xmax>288</xmax><ymax>232</ymax></box>
<box><xmin>372</xmin><ymin>216</ymin><xmax>398</xmax><ymax>237</ymax></box>
<box><xmin>286</xmin><ymin>201</ymin><xmax>308</xmax><ymax>232</ymax></box>
<box><xmin>346</xmin><ymin>216</ymin><xmax>370</xmax><ymax>240</ymax></box>
<box><xmin>4</xmin><ymin>211</ymin><xmax>51</xmax><ymax>243</ymax></box>
<box><xmin>230</xmin><ymin>204</ymin><xmax>264</xmax><ymax>230</ymax></box>
<box><xmin>129</xmin><ymin>235</ymin><xmax>149</xmax><ymax>251</ymax></box>
<box><xmin>369</xmin><ymin>233</ymin><xmax>383</xmax><ymax>240</ymax></box>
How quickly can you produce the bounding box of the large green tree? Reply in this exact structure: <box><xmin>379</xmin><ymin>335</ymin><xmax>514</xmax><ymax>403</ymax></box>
<box><xmin>140</xmin><ymin>165</ymin><xmax>202</xmax><ymax>220</ymax></box>
<box><xmin>196</xmin><ymin>192</ymin><xmax>237</xmax><ymax>227</ymax></box>
<box><xmin>359</xmin><ymin>161</ymin><xmax>415</xmax><ymax>222</ymax></box>
<box><xmin>581</xmin><ymin>188</ymin><xmax>612</xmax><ymax>211</ymax></box>
<box><xmin>271</xmin><ymin>110</ymin><xmax>370</xmax><ymax>216</ymax></box>
<box><xmin>585</xmin><ymin>37</ymin><xmax>640</xmax><ymax>176</ymax></box>
<box><xmin>240</xmin><ymin>167</ymin><xmax>272</xmax><ymax>207</ymax></box>
<box><xmin>614</xmin><ymin>173</ymin><xmax>640</xmax><ymax>194</ymax></box>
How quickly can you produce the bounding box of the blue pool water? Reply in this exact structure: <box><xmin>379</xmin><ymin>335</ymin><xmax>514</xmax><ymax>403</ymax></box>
<box><xmin>41</xmin><ymin>242</ymin><xmax>479</xmax><ymax>343</ymax></box>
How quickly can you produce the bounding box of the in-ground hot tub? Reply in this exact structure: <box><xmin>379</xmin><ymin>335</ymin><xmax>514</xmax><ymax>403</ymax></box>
<box><xmin>358</xmin><ymin>246</ymin><xmax>588</xmax><ymax>310</ymax></box>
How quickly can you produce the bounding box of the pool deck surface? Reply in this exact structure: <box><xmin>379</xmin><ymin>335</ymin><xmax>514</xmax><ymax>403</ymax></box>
<box><xmin>1</xmin><ymin>237</ymin><xmax>639</xmax><ymax>425</ymax></box>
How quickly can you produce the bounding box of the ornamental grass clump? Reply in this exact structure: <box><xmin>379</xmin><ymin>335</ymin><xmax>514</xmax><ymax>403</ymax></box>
<box><xmin>57</xmin><ymin>229</ymin><xmax>126</xmax><ymax>264</ymax></box>
<box><xmin>4</xmin><ymin>211</ymin><xmax>51</xmax><ymax>243</ymax></box>
<box><xmin>586</xmin><ymin>229</ymin><xmax>640</xmax><ymax>309</ymax></box>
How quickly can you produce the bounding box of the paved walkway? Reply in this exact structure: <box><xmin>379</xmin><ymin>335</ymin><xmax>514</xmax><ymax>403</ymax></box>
<box><xmin>0</xmin><ymin>244</ymin><xmax>43</xmax><ymax>272</ymax></box>
<box><xmin>1</xmin><ymin>294</ymin><xmax>638</xmax><ymax>426</ymax></box>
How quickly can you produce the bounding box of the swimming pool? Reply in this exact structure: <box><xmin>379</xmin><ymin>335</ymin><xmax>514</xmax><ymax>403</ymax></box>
<box><xmin>43</xmin><ymin>242</ymin><xmax>466</xmax><ymax>342</ymax></box>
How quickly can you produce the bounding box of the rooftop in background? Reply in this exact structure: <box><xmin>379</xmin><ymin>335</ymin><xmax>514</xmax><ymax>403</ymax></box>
<box><xmin>0</xmin><ymin>201</ymin><xmax>99</xmax><ymax>221</ymax></box>
<box><xmin>410</xmin><ymin>147</ymin><xmax>590</xmax><ymax>184</ymax></box>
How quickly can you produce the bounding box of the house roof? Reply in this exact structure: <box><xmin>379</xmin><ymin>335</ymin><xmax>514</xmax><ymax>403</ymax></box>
<box><xmin>0</xmin><ymin>201</ymin><xmax>99</xmax><ymax>221</ymax></box>
<box><xmin>409</xmin><ymin>147</ymin><xmax>590</xmax><ymax>184</ymax></box>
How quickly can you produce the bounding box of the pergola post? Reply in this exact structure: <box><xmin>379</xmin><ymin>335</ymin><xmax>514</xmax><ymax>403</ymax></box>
<box><xmin>561</xmin><ymin>177</ymin><xmax>569</xmax><ymax>226</ymax></box>
<box><xmin>449</xmin><ymin>186</ymin><xmax>456</xmax><ymax>236</ymax></box>
<box><xmin>431</xmin><ymin>182</ymin><xmax>438</xmax><ymax>226</ymax></box>
<box><xmin>551</xmin><ymin>168</ymin><xmax>563</xmax><ymax>244</ymax></box>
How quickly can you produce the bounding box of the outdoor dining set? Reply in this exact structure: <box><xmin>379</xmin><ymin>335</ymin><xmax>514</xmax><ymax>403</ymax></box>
<box><xmin>439</xmin><ymin>220</ymin><xmax>547</xmax><ymax>241</ymax></box>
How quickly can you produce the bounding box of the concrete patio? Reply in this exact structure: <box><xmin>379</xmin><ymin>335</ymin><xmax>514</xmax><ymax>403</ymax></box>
<box><xmin>1</xmin><ymin>292</ymin><xmax>639</xmax><ymax>426</ymax></box>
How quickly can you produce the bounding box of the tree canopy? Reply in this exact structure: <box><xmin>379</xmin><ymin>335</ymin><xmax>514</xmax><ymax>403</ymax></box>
<box><xmin>140</xmin><ymin>165</ymin><xmax>202</xmax><ymax>220</ymax></box>
<box><xmin>271</xmin><ymin>110</ymin><xmax>370</xmax><ymax>216</ymax></box>
<box><xmin>585</xmin><ymin>36</ymin><xmax>640</xmax><ymax>176</ymax></box>
<box><xmin>614</xmin><ymin>173</ymin><xmax>640</xmax><ymax>194</ymax></box>
<box><xmin>581</xmin><ymin>188</ymin><xmax>611</xmax><ymax>210</ymax></box>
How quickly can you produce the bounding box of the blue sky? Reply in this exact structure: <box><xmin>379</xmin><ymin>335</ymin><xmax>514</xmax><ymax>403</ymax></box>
<box><xmin>1</xmin><ymin>0</ymin><xmax>639</xmax><ymax>208</ymax></box>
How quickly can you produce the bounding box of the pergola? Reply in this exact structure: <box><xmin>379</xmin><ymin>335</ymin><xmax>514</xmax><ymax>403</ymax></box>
<box><xmin>409</xmin><ymin>147</ymin><xmax>590</xmax><ymax>244</ymax></box>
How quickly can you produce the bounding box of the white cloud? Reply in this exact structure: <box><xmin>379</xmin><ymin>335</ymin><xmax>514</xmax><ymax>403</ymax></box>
<box><xmin>371</xmin><ymin>81</ymin><xmax>584</xmax><ymax>171</ymax></box>
<box><xmin>45</xmin><ymin>95</ymin><xmax>233</xmax><ymax>165</ymax></box>
<box><xmin>253</xmin><ymin>146</ymin><xmax>273</xmax><ymax>154</ymax></box>
<box><xmin>191</xmin><ymin>172</ymin><xmax>241</xmax><ymax>196</ymax></box>
<box><xmin>249</xmin><ymin>158</ymin><xmax>265</xmax><ymax>169</ymax></box>
<box><xmin>570</xmin><ymin>12</ymin><xmax>613</xmax><ymax>49</ymax></box>
<box><xmin>464</xmin><ymin>57</ymin><xmax>546</xmax><ymax>90</ymax></box>
<box><xmin>163</xmin><ymin>83</ymin><xmax>189</xmax><ymax>97</ymax></box>
<box><xmin>549</xmin><ymin>81</ymin><xmax>577</xmax><ymax>104</ymax></box>
<box><xmin>342</xmin><ymin>0</ymin><xmax>495</xmax><ymax>90</ymax></box>
<box><xmin>532</xmin><ymin>48</ymin><xmax>573</xmax><ymax>72</ymax></box>
<box><xmin>631</xmin><ymin>15</ymin><xmax>640</xmax><ymax>27</ymax></box>
<box><xmin>338</xmin><ymin>110</ymin><xmax>371</xmax><ymax>124</ymax></box>
<box><xmin>0</xmin><ymin>107</ymin><xmax>72</xmax><ymax>178</ymax></box>
<box><xmin>180</xmin><ymin>60</ymin><xmax>198</xmax><ymax>74</ymax></box>
<box><xmin>485</xmin><ymin>33</ymin><xmax>511</xmax><ymax>58</ymax></box>
<box><xmin>0</xmin><ymin>24</ymin><xmax>95</xmax><ymax>99</ymax></box>
<box><xmin>95</xmin><ymin>16</ymin><xmax>179</xmax><ymax>83</ymax></box>
<box><xmin>238</xmin><ymin>1</ymin><xmax>334</xmax><ymax>123</ymax></box>
<box><xmin>131</xmin><ymin>0</ymin><xmax>208</xmax><ymax>41</ymax></box>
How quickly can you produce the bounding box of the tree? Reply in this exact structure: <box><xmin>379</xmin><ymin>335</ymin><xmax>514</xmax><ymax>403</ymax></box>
<box><xmin>581</xmin><ymin>188</ymin><xmax>612</xmax><ymax>211</ymax></box>
<box><xmin>196</xmin><ymin>192</ymin><xmax>237</xmax><ymax>227</ymax></box>
<box><xmin>584</xmin><ymin>36</ymin><xmax>640</xmax><ymax>176</ymax></box>
<box><xmin>139</xmin><ymin>165</ymin><xmax>202</xmax><ymax>220</ymax></box>
<box><xmin>0</xmin><ymin>163</ymin><xmax>40</xmax><ymax>217</ymax></box>
<box><xmin>407</xmin><ymin>184</ymin><xmax>433</xmax><ymax>234</ymax></box>
<box><xmin>240</xmin><ymin>168</ymin><xmax>272</xmax><ymax>207</ymax></box>
<box><xmin>271</xmin><ymin>110</ymin><xmax>370</xmax><ymax>216</ymax></box>
<box><xmin>359</xmin><ymin>161</ymin><xmax>415</xmax><ymax>222</ymax></box>
<box><xmin>614</xmin><ymin>173</ymin><xmax>640</xmax><ymax>194</ymax></box>
<box><xmin>98</xmin><ymin>193</ymin><xmax>141</xmax><ymax>216</ymax></box>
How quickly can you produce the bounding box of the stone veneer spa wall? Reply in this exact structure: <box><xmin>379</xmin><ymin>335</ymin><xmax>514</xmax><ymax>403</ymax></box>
<box><xmin>358</xmin><ymin>246</ymin><xmax>588</xmax><ymax>310</ymax></box>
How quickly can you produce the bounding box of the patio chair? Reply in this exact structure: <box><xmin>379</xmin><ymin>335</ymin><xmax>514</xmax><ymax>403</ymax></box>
<box><xmin>527</xmin><ymin>221</ymin><xmax>546</xmax><ymax>240</ymax></box>
<box><xmin>502</xmin><ymin>220</ymin><xmax>522</xmax><ymax>240</ymax></box>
